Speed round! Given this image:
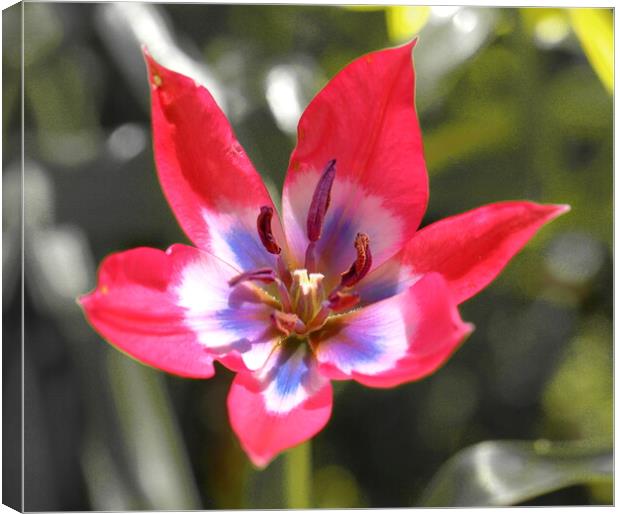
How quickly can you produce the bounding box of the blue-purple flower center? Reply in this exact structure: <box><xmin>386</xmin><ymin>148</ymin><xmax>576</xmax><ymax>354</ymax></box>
<box><xmin>229</xmin><ymin>159</ymin><xmax>371</xmax><ymax>341</ymax></box>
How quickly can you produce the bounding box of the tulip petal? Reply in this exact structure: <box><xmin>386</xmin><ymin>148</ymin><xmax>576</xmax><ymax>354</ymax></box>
<box><xmin>282</xmin><ymin>40</ymin><xmax>428</xmax><ymax>279</ymax></box>
<box><xmin>227</xmin><ymin>342</ymin><xmax>332</xmax><ymax>467</ymax></box>
<box><xmin>358</xmin><ymin>201</ymin><xmax>570</xmax><ymax>306</ymax></box>
<box><xmin>145</xmin><ymin>51</ymin><xmax>284</xmax><ymax>271</ymax></box>
<box><xmin>80</xmin><ymin>244</ymin><xmax>280</xmax><ymax>378</ymax></box>
<box><xmin>315</xmin><ymin>273</ymin><xmax>472</xmax><ymax>388</ymax></box>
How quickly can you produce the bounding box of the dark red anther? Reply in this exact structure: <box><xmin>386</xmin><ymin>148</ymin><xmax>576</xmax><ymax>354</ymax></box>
<box><xmin>228</xmin><ymin>268</ymin><xmax>275</xmax><ymax>287</ymax></box>
<box><xmin>327</xmin><ymin>290</ymin><xmax>360</xmax><ymax>312</ymax></box>
<box><xmin>306</xmin><ymin>159</ymin><xmax>336</xmax><ymax>242</ymax></box>
<box><xmin>257</xmin><ymin>206</ymin><xmax>281</xmax><ymax>255</ymax></box>
<box><xmin>340</xmin><ymin>233</ymin><xmax>372</xmax><ymax>288</ymax></box>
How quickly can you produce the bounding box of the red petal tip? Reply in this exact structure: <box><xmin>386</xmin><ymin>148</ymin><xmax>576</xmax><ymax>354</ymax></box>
<box><xmin>142</xmin><ymin>49</ymin><xmax>166</xmax><ymax>88</ymax></box>
<box><xmin>249</xmin><ymin>455</ymin><xmax>270</xmax><ymax>469</ymax></box>
<box><xmin>398</xmin><ymin>37</ymin><xmax>418</xmax><ymax>53</ymax></box>
<box><xmin>543</xmin><ymin>203</ymin><xmax>571</xmax><ymax>223</ymax></box>
<box><xmin>464</xmin><ymin>322</ymin><xmax>476</xmax><ymax>336</ymax></box>
<box><xmin>553</xmin><ymin>204</ymin><xmax>571</xmax><ymax>215</ymax></box>
<box><xmin>77</xmin><ymin>290</ymin><xmax>97</xmax><ymax>308</ymax></box>
<box><xmin>142</xmin><ymin>46</ymin><xmax>157</xmax><ymax>69</ymax></box>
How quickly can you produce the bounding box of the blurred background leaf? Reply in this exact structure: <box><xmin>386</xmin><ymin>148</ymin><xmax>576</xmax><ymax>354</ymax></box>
<box><xmin>568</xmin><ymin>8</ymin><xmax>613</xmax><ymax>94</ymax></box>
<box><xmin>419</xmin><ymin>440</ymin><xmax>612</xmax><ymax>506</ymax></box>
<box><xmin>385</xmin><ymin>6</ymin><xmax>431</xmax><ymax>42</ymax></box>
<box><xmin>106</xmin><ymin>352</ymin><xmax>202</xmax><ymax>510</ymax></box>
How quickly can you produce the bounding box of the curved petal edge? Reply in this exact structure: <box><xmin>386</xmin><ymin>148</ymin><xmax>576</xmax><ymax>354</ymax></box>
<box><xmin>144</xmin><ymin>49</ymin><xmax>284</xmax><ymax>272</ymax></box>
<box><xmin>315</xmin><ymin>273</ymin><xmax>474</xmax><ymax>388</ymax></box>
<box><xmin>282</xmin><ymin>40</ymin><xmax>429</xmax><ymax>277</ymax></box>
<box><xmin>227</xmin><ymin>344</ymin><xmax>333</xmax><ymax>467</ymax></box>
<box><xmin>358</xmin><ymin>202</ymin><xmax>570</xmax><ymax>306</ymax></box>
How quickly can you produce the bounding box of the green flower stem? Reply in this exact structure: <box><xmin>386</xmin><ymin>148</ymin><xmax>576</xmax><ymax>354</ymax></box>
<box><xmin>284</xmin><ymin>441</ymin><xmax>312</xmax><ymax>508</ymax></box>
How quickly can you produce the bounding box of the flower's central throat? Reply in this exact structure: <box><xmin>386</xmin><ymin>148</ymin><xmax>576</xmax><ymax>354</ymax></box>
<box><xmin>229</xmin><ymin>159</ymin><xmax>372</xmax><ymax>341</ymax></box>
<box><xmin>290</xmin><ymin>269</ymin><xmax>324</xmax><ymax>323</ymax></box>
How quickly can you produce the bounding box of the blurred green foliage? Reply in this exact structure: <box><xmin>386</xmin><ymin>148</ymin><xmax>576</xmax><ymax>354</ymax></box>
<box><xmin>543</xmin><ymin>316</ymin><xmax>613</xmax><ymax>442</ymax></box>
<box><xmin>6</xmin><ymin>4</ymin><xmax>612</xmax><ymax>510</ymax></box>
<box><xmin>420</xmin><ymin>439</ymin><xmax>612</xmax><ymax>506</ymax></box>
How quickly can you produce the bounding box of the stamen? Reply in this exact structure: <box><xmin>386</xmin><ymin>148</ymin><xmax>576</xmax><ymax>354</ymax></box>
<box><xmin>306</xmin><ymin>302</ymin><xmax>331</xmax><ymax>331</ymax></box>
<box><xmin>276</xmin><ymin>254</ymin><xmax>292</xmax><ymax>289</ymax></box>
<box><xmin>228</xmin><ymin>281</ymin><xmax>280</xmax><ymax>310</ymax></box>
<box><xmin>327</xmin><ymin>290</ymin><xmax>361</xmax><ymax>312</ymax></box>
<box><xmin>229</xmin><ymin>267</ymin><xmax>293</xmax><ymax>313</ymax></box>
<box><xmin>257</xmin><ymin>206</ymin><xmax>281</xmax><ymax>254</ymax></box>
<box><xmin>271</xmin><ymin>311</ymin><xmax>306</xmax><ymax>336</ymax></box>
<box><xmin>306</xmin><ymin>159</ymin><xmax>336</xmax><ymax>242</ymax></box>
<box><xmin>304</xmin><ymin>242</ymin><xmax>316</xmax><ymax>273</ymax></box>
<box><xmin>276</xmin><ymin>279</ymin><xmax>293</xmax><ymax>313</ymax></box>
<box><xmin>228</xmin><ymin>268</ymin><xmax>275</xmax><ymax>287</ymax></box>
<box><xmin>306</xmin><ymin>291</ymin><xmax>360</xmax><ymax>332</ymax></box>
<box><xmin>340</xmin><ymin>232</ymin><xmax>372</xmax><ymax>288</ymax></box>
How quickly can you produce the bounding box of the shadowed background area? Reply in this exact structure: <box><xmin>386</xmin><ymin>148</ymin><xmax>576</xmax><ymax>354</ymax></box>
<box><xmin>3</xmin><ymin>3</ymin><xmax>612</xmax><ymax>510</ymax></box>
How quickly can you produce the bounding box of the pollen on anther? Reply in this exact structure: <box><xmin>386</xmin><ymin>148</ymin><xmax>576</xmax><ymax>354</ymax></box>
<box><xmin>257</xmin><ymin>206</ymin><xmax>282</xmax><ymax>255</ymax></box>
<box><xmin>339</xmin><ymin>232</ymin><xmax>372</xmax><ymax>288</ymax></box>
<box><xmin>306</xmin><ymin>159</ymin><xmax>337</xmax><ymax>242</ymax></box>
<box><xmin>152</xmin><ymin>74</ymin><xmax>163</xmax><ymax>87</ymax></box>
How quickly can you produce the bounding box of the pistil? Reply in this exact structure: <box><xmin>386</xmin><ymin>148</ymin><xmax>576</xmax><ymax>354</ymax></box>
<box><xmin>290</xmin><ymin>269</ymin><xmax>325</xmax><ymax>323</ymax></box>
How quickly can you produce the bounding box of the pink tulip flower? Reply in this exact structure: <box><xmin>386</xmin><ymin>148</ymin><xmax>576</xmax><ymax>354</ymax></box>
<box><xmin>80</xmin><ymin>41</ymin><xmax>569</xmax><ymax>467</ymax></box>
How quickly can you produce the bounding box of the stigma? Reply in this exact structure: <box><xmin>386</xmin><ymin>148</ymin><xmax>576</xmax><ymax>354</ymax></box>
<box><xmin>290</xmin><ymin>269</ymin><xmax>325</xmax><ymax>323</ymax></box>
